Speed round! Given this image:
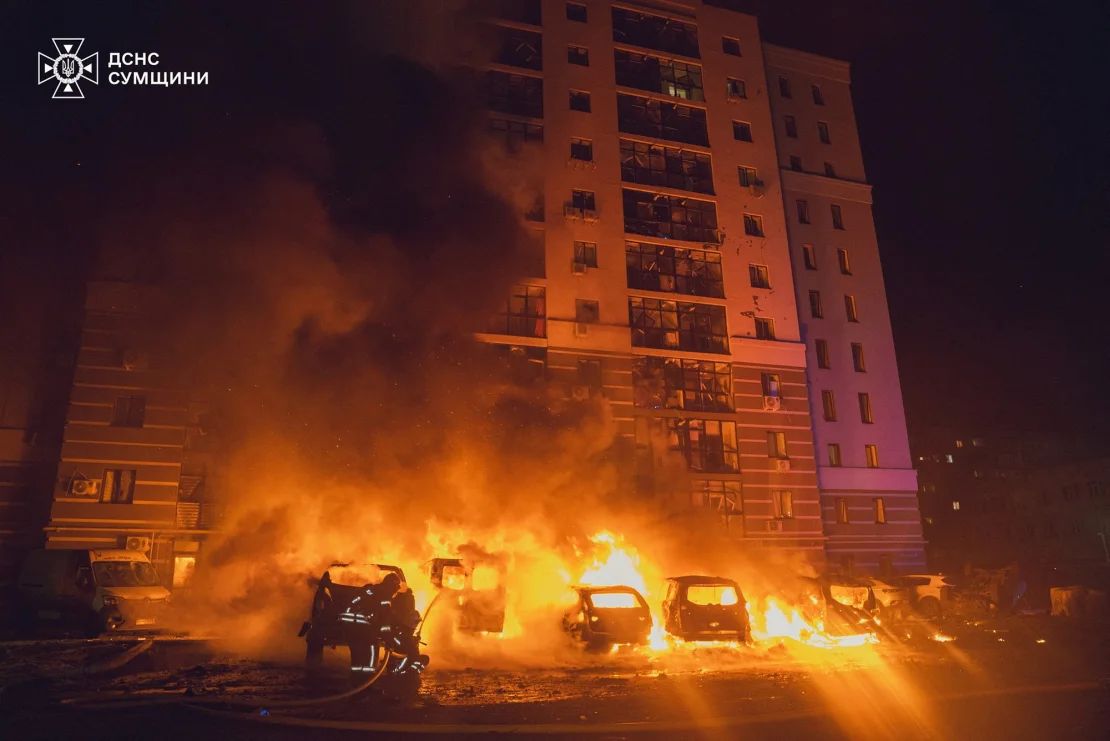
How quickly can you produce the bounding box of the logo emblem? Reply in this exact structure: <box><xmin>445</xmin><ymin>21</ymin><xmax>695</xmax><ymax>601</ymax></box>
<box><xmin>38</xmin><ymin>38</ymin><xmax>98</xmax><ymax>99</ymax></box>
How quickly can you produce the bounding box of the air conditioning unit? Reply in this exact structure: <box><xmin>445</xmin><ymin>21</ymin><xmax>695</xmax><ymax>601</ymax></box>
<box><xmin>775</xmin><ymin>458</ymin><xmax>792</xmax><ymax>472</ymax></box>
<box><xmin>69</xmin><ymin>477</ymin><xmax>101</xmax><ymax>497</ymax></box>
<box><xmin>581</xmin><ymin>209</ymin><xmax>599</xmax><ymax>223</ymax></box>
<box><xmin>574</xmin><ymin>322</ymin><xmax>590</xmax><ymax>337</ymax></box>
<box><xmin>125</xmin><ymin>536</ymin><xmax>152</xmax><ymax>553</ymax></box>
<box><xmin>121</xmin><ymin>348</ymin><xmax>149</xmax><ymax>371</ymax></box>
<box><xmin>762</xmin><ymin>395</ymin><xmax>782</xmax><ymax>411</ymax></box>
<box><xmin>563</xmin><ymin>205</ymin><xmax>583</xmax><ymax>220</ymax></box>
<box><xmin>766</xmin><ymin>520</ymin><xmax>783</xmax><ymax>532</ymax></box>
<box><xmin>570</xmin><ymin>385</ymin><xmax>591</xmax><ymax>401</ymax></box>
<box><xmin>571</xmin><ymin>260</ymin><xmax>587</xmax><ymax>275</ymax></box>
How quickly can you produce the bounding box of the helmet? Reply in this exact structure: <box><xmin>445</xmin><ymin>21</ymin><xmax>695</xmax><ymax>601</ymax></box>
<box><xmin>379</xmin><ymin>571</ymin><xmax>402</xmax><ymax>595</ymax></box>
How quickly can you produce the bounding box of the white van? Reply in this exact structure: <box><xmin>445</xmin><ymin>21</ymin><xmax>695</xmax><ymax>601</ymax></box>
<box><xmin>17</xmin><ymin>549</ymin><xmax>171</xmax><ymax>635</ymax></box>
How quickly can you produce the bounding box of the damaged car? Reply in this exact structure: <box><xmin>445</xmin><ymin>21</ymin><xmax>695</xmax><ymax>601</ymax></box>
<box><xmin>300</xmin><ymin>562</ymin><xmax>408</xmax><ymax>664</ymax></box>
<box><xmin>562</xmin><ymin>585</ymin><xmax>651</xmax><ymax>650</ymax></box>
<box><xmin>662</xmin><ymin>575</ymin><xmax>751</xmax><ymax>643</ymax></box>
<box><xmin>429</xmin><ymin>556</ymin><xmax>507</xmax><ymax>633</ymax></box>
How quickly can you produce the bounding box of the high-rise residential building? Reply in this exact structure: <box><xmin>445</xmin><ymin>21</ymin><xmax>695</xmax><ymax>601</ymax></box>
<box><xmin>482</xmin><ymin>0</ymin><xmax>924</xmax><ymax>574</ymax></box>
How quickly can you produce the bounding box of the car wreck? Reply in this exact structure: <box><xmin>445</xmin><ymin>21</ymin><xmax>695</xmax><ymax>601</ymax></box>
<box><xmin>299</xmin><ymin>562</ymin><xmax>408</xmax><ymax>663</ymax></box>
<box><xmin>662</xmin><ymin>575</ymin><xmax>751</xmax><ymax>643</ymax></box>
<box><xmin>562</xmin><ymin>585</ymin><xmax>651</xmax><ymax>650</ymax></box>
<box><xmin>428</xmin><ymin>555</ymin><xmax>507</xmax><ymax>633</ymax></box>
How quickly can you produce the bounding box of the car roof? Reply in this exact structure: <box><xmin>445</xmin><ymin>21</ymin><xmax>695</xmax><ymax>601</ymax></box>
<box><xmin>667</xmin><ymin>574</ymin><xmax>737</xmax><ymax>586</ymax></box>
<box><xmin>573</xmin><ymin>584</ymin><xmax>643</xmax><ymax>595</ymax></box>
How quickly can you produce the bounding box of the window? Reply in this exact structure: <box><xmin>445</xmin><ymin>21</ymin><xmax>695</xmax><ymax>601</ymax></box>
<box><xmin>617</xmin><ymin>93</ymin><xmax>709</xmax><ymax>146</ymax></box>
<box><xmin>828</xmin><ymin>443</ymin><xmax>842</xmax><ymax>467</ymax></box>
<box><xmin>821</xmin><ymin>390</ymin><xmax>837</xmax><ymax>421</ymax></box>
<box><xmin>743</xmin><ymin>213</ymin><xmax>764</xmax><ymax>237</ymax></box>
<box><xmin>625</xmin><ymin>241</ymin><xmax>723</xmax><ymax>297</ymax></box>
<box><xmin>634</xmin><ymin>356</ymin><xmax>732</xmax><ymax>412</ymax></box>
<box><xmin>831</xmin><ymin>204</ymin><xmax>845</xmax><ymax>229</ymax></box>
<box><xmin>952</xmin><ymin>500</ymin><xmax>961</xmax><ymax>511</ymax></box>
<box><xmin>815</xmin><ymin>339</ymin><xmax>830</xmax><ymax>368</ymax></box>
<box><xmin>851</xmin><ymin>343</ymin><xmax>866</xmax><ymax>372</ymax></box>
<box><xmin>614</xmin><ymin>50</ymin><xmax>704</xmax><ymax>101</ymax></box>
<box><xmin>568</xmin><ymin>45</ymin><xmax>590</xmax><ymax>65</ymax></box>
<box><xmin>611</xmin><ymin>7</ymin><xmax>700</xmax><ymax>58</ymax></box>
<box><xmin>692</xmin><ymin>480</ymin><xmax>743</xmax><ymax>523</ymax></box>
<box><xmin>111</xmin><ymin>395</ymin><xmax>146</xmax><ymax>428</ymax></box>
<box><xmin>778</xmin><ymin>76</ymin><xmax>791</xmax><ymax>98</ymax></box>
<box><xmin>578</xmin><ymin>359</ymin><xmax>602</xmax><ymax>390</ymax></box>
<box><xmin>622</xmin><ymin>189</ymin><xmax>720</xmax><ymax>243</ymax></box>
<box><xmin>489</xmin><ymin>117</ymin><xmax>544</xmax><ymax>152</ymax></box>
<box><xmin>574</xmin><ymin>240</ymin><xmax>598</xmax><ymax>268</ymax></box>
<box><xmin>490</xmin><ymin>284</ymin><xmax>546</xmax><ymax>337</ymax></box>
<box><xmin>802</xmin><ymin>243</ymin><xmax>817</xmax><ymax>269</ymax></box>
<box><xmin>772</xmin><ymin>490</ymin><xmax>794</xmax><ymax>519</ymax></box>
<box><xmin>173</xmin><ymin>556</ymin><xmax>196</xmax><ymax>588</ymax></box>
<box><xmin>569</xmin><ymin>90</ymin><xmax>591</xmax><ymax>111</ymax></box>
<box><xmin>796</xmin><ymin>199</ymin><xmax>810</xmax><ymax>224</ymax></box>
<box><xmin>722</xmin><ymin>37</ymin><xmax>741</xmax><ymax>56</ymax></box>
<box><xmin>754</xmin><ymin>316</ymin><xmax>775</xmax><ymax>340</ymax></box>
<box><xmin>817</xmin><ymin>121</ymin><xmax>831</xmax><ymax>144</ymax></box>
<box><xmin>837</xmin><ymin>248</ymin><xmax>852</xmax><ymax>275</ymax></box>
<box><xmin>808</xmin><ymin>290</ymin><xmax>823</xmax><ymax>318</ymax></box>
<box><xmin>844</xmin><ymin>294</ymin><xmax>859</xmax><ymax>322</ymax></box>
<box><xmin>496</xmin><ymin>0</ymin><xmax>541</xmax><ymax>25</ymax></box>
<box><xmin>737</xmin><ymin>165</ymin><xmax>758</xmax><ymax>187</ymax></box>
<box><xmin>767</xmin><ymin>431</ymin><xmax>788</xmax><ymax>459</ymax></box>
<box><xmin>784</xmin><ymin>115</ymin><xmax>798</xmax><ymax>138</ymax></box>
<box><xmin>525</xmin><ymin>191</ymin><xmax>545</xmax><ymax>222</ymax></box>
<box><xmin>566</xmin><ymin>2</ymin><xmax>587</xmax><ymax>22</ymax></box>
<box><xmin>628</xmin><ymin>297</ymin><xmax>729</xmax><ymax>353</ymax></box>
<box><xmin>494</xmin><ymin>27</ymin><xmax>543</xmax><ymax>70</ymax></box>
<box><xmin>732</xmin><ymin>120</ymin><xmax>753</xmax><ymax>142</ymax></box>
<box><xmin>571</xmin><ymin>189</ymin><xmax>596</xmax><ymax>210</ymax></box>
<box><xmin>789</xmin><ymin>155</ymin><xmax>802</xmax><ymax>171</ymax></box>
<box><xmin>865</xmin><ymin>444</ymin><xmax>879</xmax><ymax>468</ymax></box>
<box><xmin>576</xmin><ymin>299</ymin><xmax>600</xmax><ymax>324</ymax></box>
<box><xmin>858</xmin><ymin>392</ymin><xmax>874</xmax><ymax>423</ymax></box>
<box><xmin>837</xmin><ymin>497</ymin><xmax>849</xmax><ymax>523</ymax></box>
<box><xmin>485</xmin><ymin>70</ymin><xmax>544</xmax><ymax>117</ymax></box>
<box><xmin>101</xmin><ymin>469</ymin><xmax>136</xmax><ymax>504</ymax></box>
<box><xmin>761</xmin><ymin>372</ymin><xmax>781</xmax><ymax>398</ymax></box>
<box><xmin>874</xmin><ymin>497</ymin><xmax>887</xmax><ymax>524</ymax></box>
<box><xmin>812</xmin><ymin>84</ymin><xmax>825</xmax><ymax>105</ymax></box>
<box><xmin>570</xmin><ymin>137</ymin><xmax>593</xmax><ymax>161</ymax></box>
<box><xmin>667</xmin><ymin>418</ymin><xmax>739</xmax><ymax>472</ymax></box>
<box><xmin>726</xmin><ymin>77</ymin><xmax>747</xmax><ymax>99</ymax></box>
<box><xmin>619</xmin><ymin>139</ymin><xmax>714</xmax><ymax>194</ymax></box>
<box><xmin>749</xmin><ymin>264</ymin><xmax>770</xmax><ymax>288</ymax></box>
<box><xmin>824</xmin><ymin>161</ymin><xmax>836</xmax><ymax>177</ymax></box>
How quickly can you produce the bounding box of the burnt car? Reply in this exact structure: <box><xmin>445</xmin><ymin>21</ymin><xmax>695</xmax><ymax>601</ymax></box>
<box><xmin>662</xmin><ymin>575</ymin><xmax>751</xmax><ymax>643</ymax></box>
<box><xmin>429</xmin><ymin>556</ymin><xmax>506</xmax><ymax>633</ymax></box>
<box><xmin>300</xmin><ymin>562</ymin><xmax>407</xmax><ymax>663</ymax></box>
<box><xmin>562</xmin><ymin>585</ymin><xmax>651</xmax><ymax>650</ymax></box>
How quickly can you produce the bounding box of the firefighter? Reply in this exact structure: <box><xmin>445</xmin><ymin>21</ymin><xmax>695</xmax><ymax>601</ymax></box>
<box><xmin>339</xmin><ymin>572</ymin><xmax>429</xmax><ymax>683</ymax></box>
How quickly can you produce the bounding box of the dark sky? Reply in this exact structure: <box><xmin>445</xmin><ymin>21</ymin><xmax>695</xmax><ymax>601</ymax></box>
<box><xmin>2</xmin><ymin>1</ymin><xmax>1109</xmax><ymax>453</ymax></box>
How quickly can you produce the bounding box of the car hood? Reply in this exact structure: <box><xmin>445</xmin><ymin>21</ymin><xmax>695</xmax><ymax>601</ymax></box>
<box><xmin>103</xmin><ymin>586</ymin><xmax>170</xmax><ymax>600</ymax></box>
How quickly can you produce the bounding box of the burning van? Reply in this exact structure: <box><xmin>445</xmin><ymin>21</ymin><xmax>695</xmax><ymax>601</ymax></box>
<box><xmin>662</xmin><ymin>575</ymin><xmax>751</xmax><ymax>643</ymax></box>
<box><xmin>562</xmin><ymin>585</ymin><xmax>651</xmax><ymax>650</ymax></box>
<box><xmin>428</xmin><ymin>556</ymin><xmax>506</xmax><ymax>633</ymax></box>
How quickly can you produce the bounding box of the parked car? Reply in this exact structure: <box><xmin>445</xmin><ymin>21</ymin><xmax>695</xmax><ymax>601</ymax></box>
<box><xmin>562</xmin><ymin>585</ymin><xmax>651</xmax><ymax>650</ymax></box>
<box><xmin>429</xmin><ymin>556</ymin><xmax>506</xmax><ymax>633</ymax></box>
<box><xmin>662</xmin><ymin>575</ymin><xmax>751</xmax><ymax>642</ymax></box>
<box><xmin>16</xmin><ymin>548</ymin><xmax>171</xmax><ymax>636</ymax></box>
<box><xmin>900</xmin><ymin>574</ymin><xmax>958</xmax><ymax>618</ymax></box>
<box><xmin>300</xmin><ymin>562</ymin><xmax>408</xmax><ymax>663</ymax></box>
<box><xmin>860</xmin><ymin>576</ymin><xmax>913</xmax><ymax>617</ymax></box>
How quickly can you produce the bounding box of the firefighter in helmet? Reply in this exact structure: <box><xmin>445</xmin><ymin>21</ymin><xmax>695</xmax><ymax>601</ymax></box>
<box><xmin>339</xmin><ymin>571</ymin><xmax>428</xmax><ymax>683</ymax></box>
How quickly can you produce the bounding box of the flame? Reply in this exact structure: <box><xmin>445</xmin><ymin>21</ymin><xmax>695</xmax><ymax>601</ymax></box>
<box><xmin>752</xmin><ymin>597</ymin><xmax>877</xmax><ymax>649</ymax></box>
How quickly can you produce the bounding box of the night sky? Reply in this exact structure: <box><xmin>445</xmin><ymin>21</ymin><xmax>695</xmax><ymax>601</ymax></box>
<box><xmin>2</xmin><ymin>1</ymin><xmax>1108</xmax><ymax>453</ymax></box>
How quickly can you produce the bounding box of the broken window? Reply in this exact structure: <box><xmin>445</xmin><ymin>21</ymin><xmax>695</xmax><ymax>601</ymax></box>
<box><xmin>667</xmin><ymin>418</ymin><xmax>739</xmax><ymax>473</ymax></box>
<box><xmin>625</xmin><ymin>241</ymin><xmax>723</xmax><ymax>297</ymax></box>
<box><xmin>692</xmin><ymin>480</ymin><xmax>742</xmax><ymax>529</ymax></box>
<box><xmin>622</xmin><ymin>189</ymin><xmax>719</xmax><ymax>244</ymax></box>
<box><xmin>743</xmin><ymin>213</ymin><xmax>764</xmax><ymax>237</ymax></box>
<box><xmin>726</xmin><ymin>77</ymin><xmax>746</xmax><ymax>99</ymax></box>
<box><xmin>617</xmin><ymin>93</ymin><xmax>709</xmax><ymax>147</ymax></box>
<box><xmin>614</xmin><ymin>50</ymin><xmax>704</xmax><ymax>101</ymax></box>
<box><xmin>772</xmin><ymin>490</ymin><xmax>794</xmax><ymax>519</ymax></box>
<box><xmin>619</xmin><ymin>139</ymin><xmax>713</xmax><ymax>194</ymax></box>
<box><xmin>570</xmin><ymin>189</ymin><xmax>596</xmax><ymax>210</ymax></box>
<box><xmin>489</xmin><ymin>285</ymin><xmax>546</xmax><ymax>338</ymax></box>
<box><xmin>573</xmin><ymin>240</ymin><xmax>598</xmax><ymax>267</ymax></box>
<box><xmin>633</xmin><ymin>356</ymin><xmax>732</xmax><ymax>412</ymax></box>
<box><xmin>494</xmin><ymin>27</ymin><xmax>543</xmax><ymax>70</ymax></box>
<box><xmin>101</xmin><ymin>469</ymin><xmax>136</xmax><ymax>504</ymax></box>
<box><xmin>628</xmin><ymin>297</ymin><xmax>729</xmax><ymax>354</ymax></box>
<box><xmin>111</xmin><ymin>395</ymin><xmax>146</xmax><ymax>428</ymax></box>
<box><xmin>567</xmin><ymin>45</ymin><xmax>590</xmax><ymax>66</ymax></box>
<box><xmin>569</xmin><ymin>89</ymin><xmax>591</xmax><ymax>111</ymax></box>
<box><xmin>761</xmin><ymin>372</ymin><xmax>781</xmax><ymax>398</ymax></box>
<box><xmin>485</xmin><ymin>70</ymin><xmax>543</xmax><ymax>118</ymax></box>
<box><xmin>570</xmin><ymin>137</ymin><xmax>594</xmax><ymax>161</ymax></box>
<box><xmin>749</xmin><ymin>264</ymin><xmax>770</xmax><ymax>289</ymax></box>
<box><xmin>611</xmin><ymin>7</ymin><xmax>700</xmax><ymax>58</ymax></box>
<box><xmin>524</xmin><ymin>191</ymin><xmax>545</xmax><ymax>222</ymax></box>
<box><xmin>488</xmin><ymin>117</ymin><xmax>543</xmax><ymax>153</ymax></box>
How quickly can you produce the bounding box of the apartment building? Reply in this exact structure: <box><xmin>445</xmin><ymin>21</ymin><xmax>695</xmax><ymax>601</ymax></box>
<box><xmin>482</xmin><ymin>0</ymin><xmax>924</xmax><ymax>572</ymax></box>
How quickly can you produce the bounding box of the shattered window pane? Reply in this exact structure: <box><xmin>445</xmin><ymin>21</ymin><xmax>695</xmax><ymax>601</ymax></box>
<box><xmin>633</xmin><ymin>356</ymin><xmax>732</xmax><ymax>412</ymax></box>
<box><xmin>628</xmin><ymin>297</ymin><xmax>728</xmax><ymax>353</ymax></box>
<box><xmin>619</xmin><ymin>139</ymin><xmax>713</xmax><ymax>194</ymax></box>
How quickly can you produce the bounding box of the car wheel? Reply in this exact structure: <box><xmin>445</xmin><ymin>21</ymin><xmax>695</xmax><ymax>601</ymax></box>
<box><xmin>917</xmin><ymin>596</ymin><xmax>942</xmax><ymax>619</ymax></box>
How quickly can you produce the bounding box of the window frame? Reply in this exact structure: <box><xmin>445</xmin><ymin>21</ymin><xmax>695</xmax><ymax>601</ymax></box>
<box><xmin>732</xmin><ymin>120</ymin><xmax>753</xmax><ymax>142</ymax></box>
<box><xmin>851</xmin><ymin>342</ymin><xmax>866</xmax><ymax>372</ymax></box>
<box><xmin>815</xmin><ymin>338</ymin><xmax>830</xmax><ymax>368</ymax></box>
<box><xmin>721</xmin><ymin>36</ymin><xmax>742</xmax><ymax>56</ymax></box>
<box><xmin>829</xmin><ymin>443</ymin><xmax>842</xmax><ymax>468</ymax></box>
<box><xmin>821</xmin><ymin>389</ymin><xmax>837</xmax><ymax>421</ymax></box>
<box><xmin>858</xmin><ymin>392</ymin><xmax>874</xmax><ymax>424</ymax></box>
<box><xmin>568</xmin><ymin>45</ymin><xmax>590</xmax><ymax>66</ymax></box>
<box><xmin>566</xmin><ymin>2</ymin><xmax>587</xmax><ymax>22</ymax></box>
<box><xmin>569</xmin><ymin>89</ymin><xmax>592</xmax><ymax>112</ymax></box>
<box><xmin>748</xmin><ymin>263</ymin><xmax>771</xmax><ymax>289</ymax></box>
<box><xmin>574</xmin><ymin>240</ymin><xmax>598</xmax><ymax>267</ymax></box>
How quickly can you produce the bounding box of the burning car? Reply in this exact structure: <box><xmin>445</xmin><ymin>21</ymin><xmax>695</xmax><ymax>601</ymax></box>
<box><xmin>300</xmin><ymin>562</ymin><xmax>408</xmax><ymax>664</ymax></box>
<box><xmin>662</xmin><ymin>575</ymin><xmax>751</xmax><ymax>643</ymax></box>
<box><xmin>562</xmin><ymin>585</ymin><xmax>651</xmax><ymax>650</ymax></box>
<box><xmin>428</xmin><ymin>556</ymin><xmax>506</xmax><ymax>633</ymax></box>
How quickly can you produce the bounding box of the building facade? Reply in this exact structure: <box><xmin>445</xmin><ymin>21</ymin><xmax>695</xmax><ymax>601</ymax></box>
<box><xmin>482</xmin><ymin>0</ymin><xmax>924</xmax><ymax>573</ymax></box>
